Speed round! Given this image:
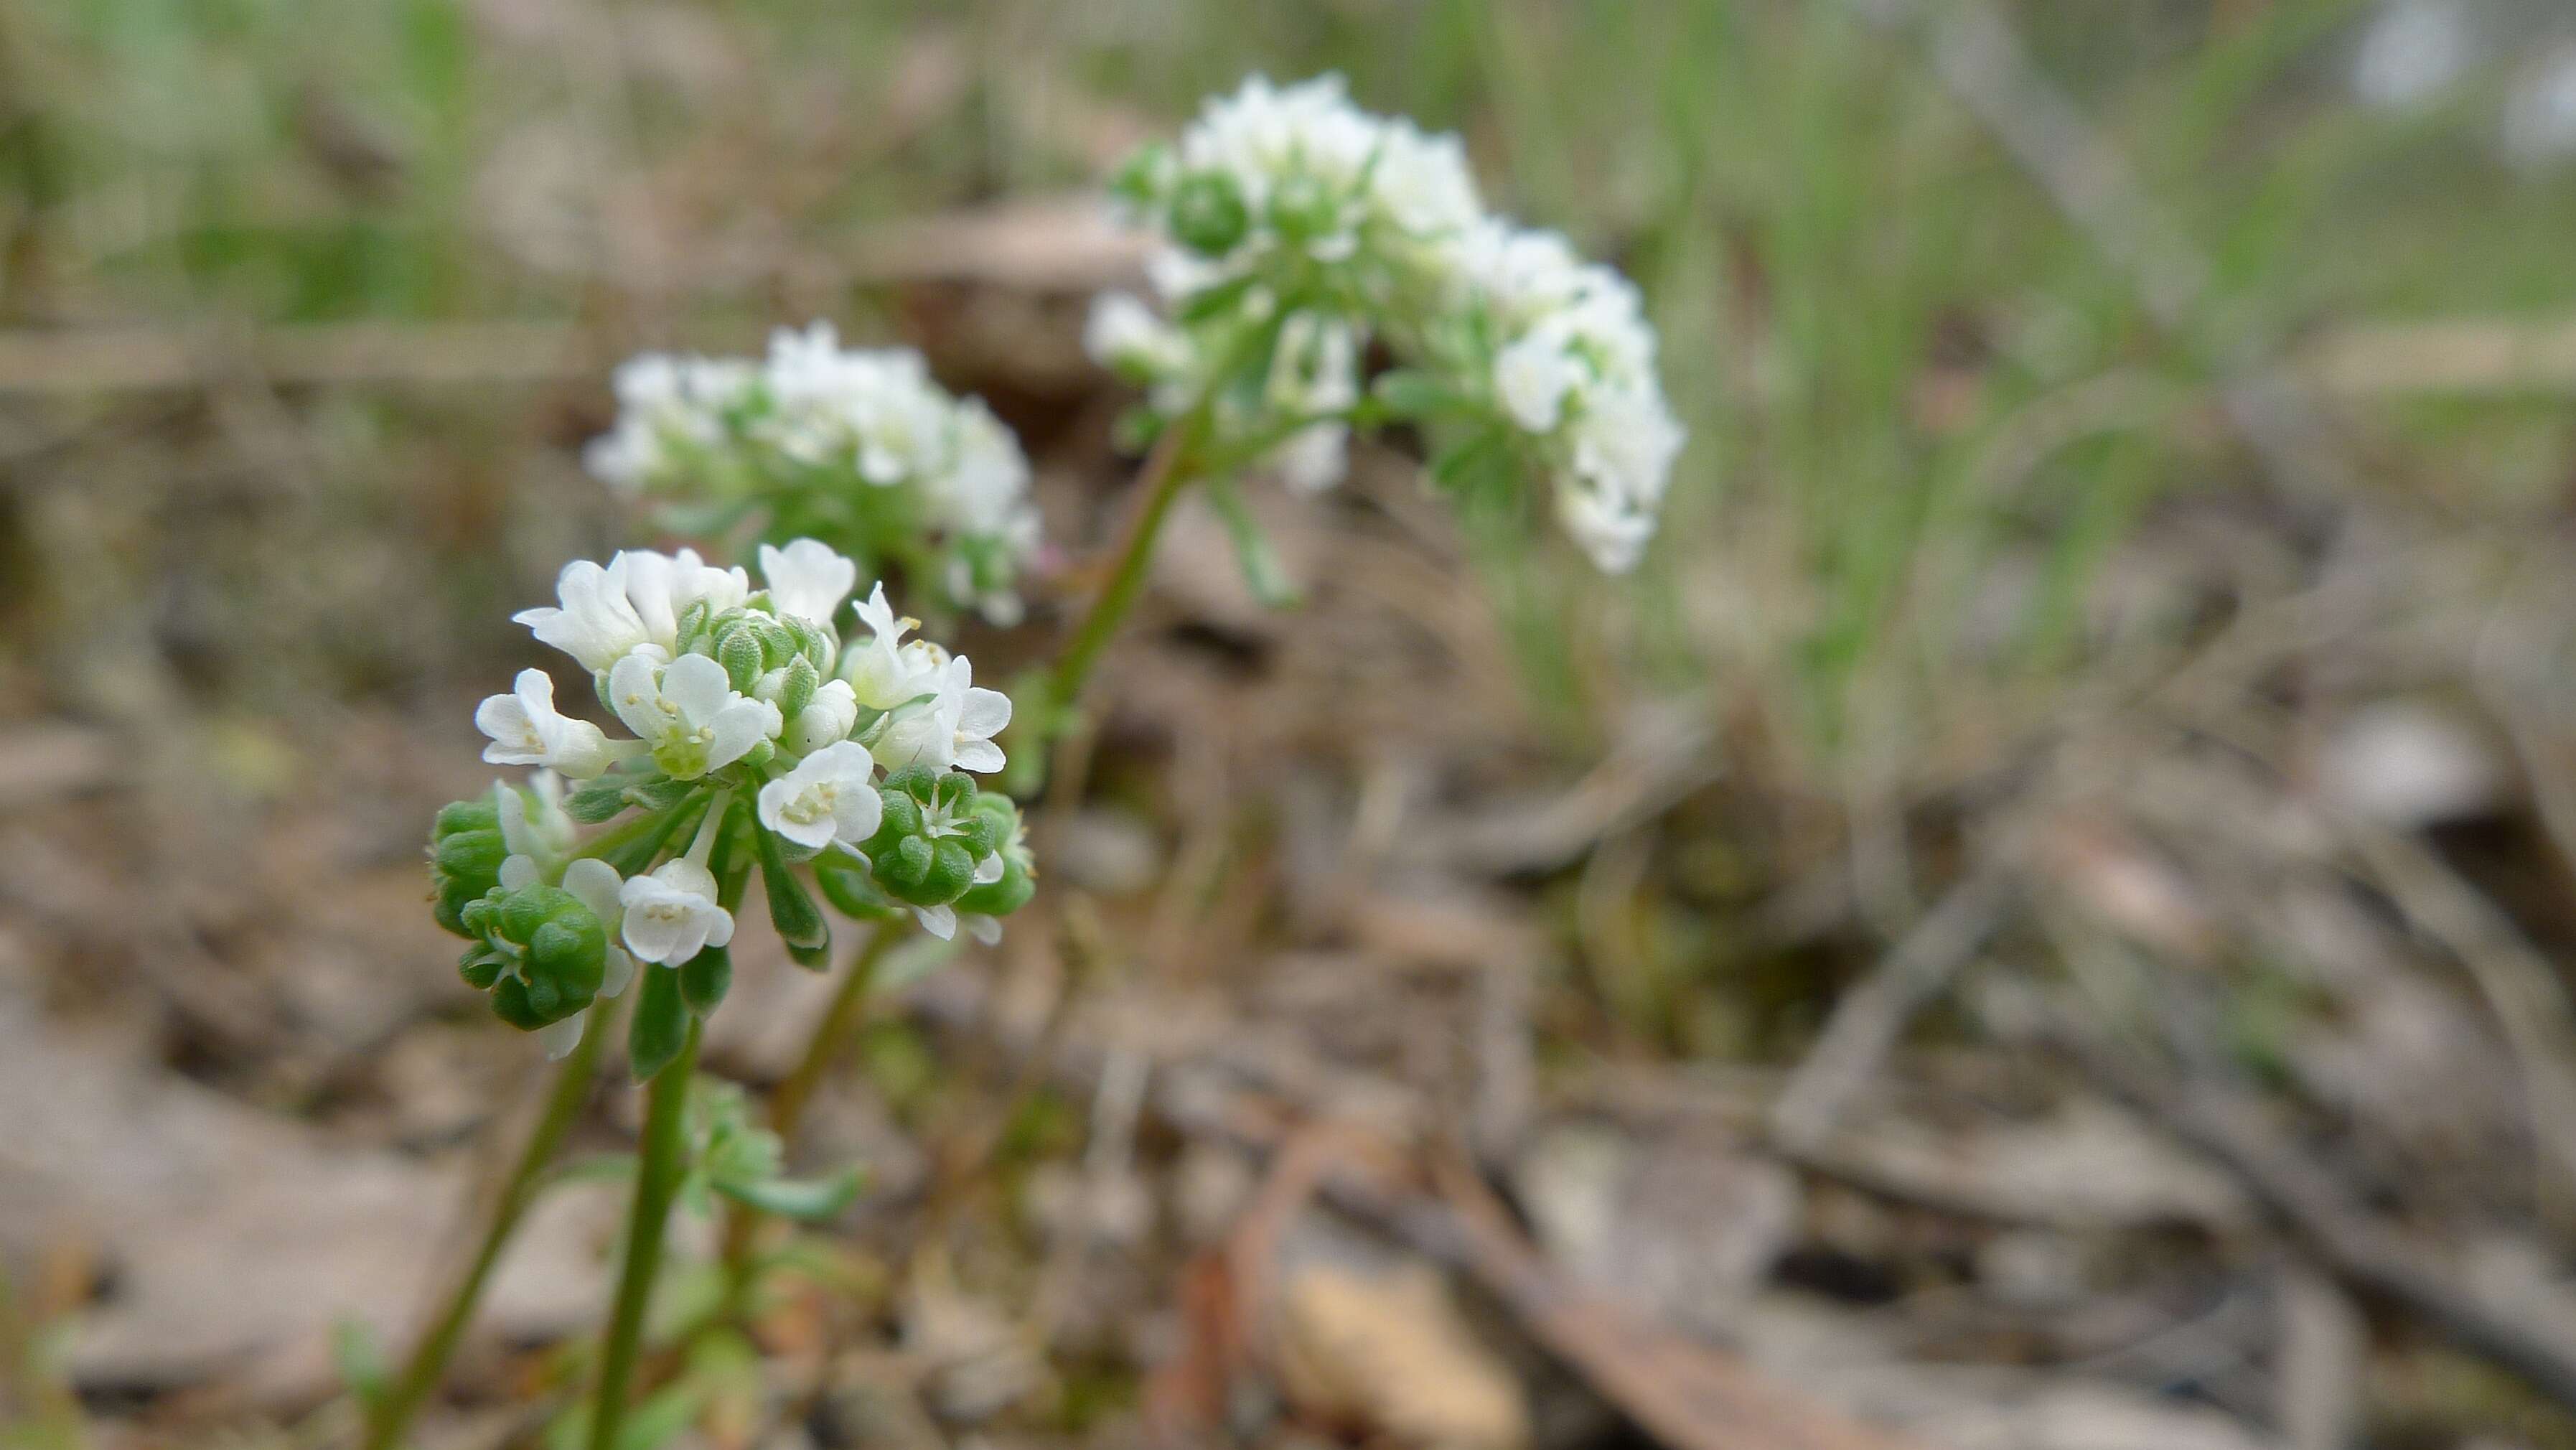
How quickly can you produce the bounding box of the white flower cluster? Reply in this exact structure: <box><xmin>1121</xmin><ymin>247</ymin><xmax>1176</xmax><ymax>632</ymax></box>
<box><xmin>584</xmin><ymin>324</ymin><xmax>1042</xmax><ymax>623</ymax></box>
<box><xmin>439</xmin><ymin>539</ymin><xmax>1035</xmax><ymax>1064</ymax></box>
<box><xmin>1086</xmin><ymin>74</ymin><xmax>1684</xmax><ymax>574</ymax></box>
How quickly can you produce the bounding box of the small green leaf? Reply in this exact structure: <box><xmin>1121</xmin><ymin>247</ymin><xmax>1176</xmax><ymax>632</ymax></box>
<box><xmin>1370</xmin><ymin>368</ymin><xmax>1459</xmax><ymax>418</ymax></box>
<box><xmin>713</xmin><ymin>1166</ymin><xmax>864</xmax><ymax>1222</ymax></box>
<box><xmin>628</xmin><ymin>966</ymin><xmax>690</xmax><ymax>1083</ymax></box>
<box><xmin>1203</xmin><ymin>472</ymin><xmax>1301</xmax><ymax>608</ymax></box>
<box><xmin>756</xmin><ymin>825</ymin><xmax>831</xmax><ymax>967</ymax></box>
<box><xmin>624</xmin><ymin>774</ymin><xmax>695</xmax><ymax>813</ymax></box>
<box><xmin>813</xmin><ymin>850</ymin><xmax>902</xmax><ymax>922</ymax></box>
<box><xmin>678</xmin><ymin>944</ymin><xmax>732</xmax><ymax>1017</ymax></box>
<box><xmin>1179</xmin><ymin>272</ymin><xmax>1262</xmax><ymax>326</ymax></box>
<box><xmin>566</xmin><ymin>780</ymin><xmax>634</xmax><ymax>824</ymax></box>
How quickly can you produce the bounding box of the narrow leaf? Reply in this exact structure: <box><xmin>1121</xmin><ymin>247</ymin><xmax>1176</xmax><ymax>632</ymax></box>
<box><xmin>628</xmin><ymin>966</ymin><xmax>689</xmax><ymax>1083</ymax></box>
<box><xmin>714</xmin><ymin>1166</ymin><xmax>865</xmax><ymax>1223</ymax></box>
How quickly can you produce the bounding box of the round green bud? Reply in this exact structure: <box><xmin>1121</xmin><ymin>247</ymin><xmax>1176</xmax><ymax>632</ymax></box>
<box><xmin>774</xmin><ymin>655</ymin><xmax>820</xmax><ymax>722</ymax></box>
<box><xmin>460</xmin><ymin>884</ymin><xmax>609</xmax><ymax>1030</ymax></box>
<box><xmin>718</xmin><ymin>628</ymin><xmax>766</xmax><ymax>693</ymax></box>
<box><xmin>434</xmin><ymin>798</ymin><xmax>501</xmax><ymax>839</ymax></box>
<box><xmin>428</xmin><ymin>798</ymin><xmax>510</xmax><ymax>939</ymax></box>
<box><xmin>1171</xmin><ymin>171</ymin><xmax>1250</xmax><ymax>257</ymax></box>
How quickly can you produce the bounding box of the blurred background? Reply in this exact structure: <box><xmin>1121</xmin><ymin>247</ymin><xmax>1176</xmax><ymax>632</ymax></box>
<box><xmin>13</xmin><ymin>1</ymin><xmax>2576</xmax><ymax>1447</ymax></box>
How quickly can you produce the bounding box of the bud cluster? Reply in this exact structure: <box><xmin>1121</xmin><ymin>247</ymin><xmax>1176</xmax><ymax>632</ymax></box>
<box><xmin>433</xmin><ymin>538</ymin><xmax>1036</xmax><ymax>1075</ymax></box>
<box><xmin>584</xmin><ymin>324</ymin><xmax>1043</xmax><ymax>625</ymax></box>
<box><xmin>1086</xmin><ymin>73</ymin><xmax>1683</xmax><ymax>574</ymax></box>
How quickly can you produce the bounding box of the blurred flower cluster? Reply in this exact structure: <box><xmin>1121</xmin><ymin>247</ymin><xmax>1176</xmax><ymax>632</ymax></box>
<box><xmin>585</xmin><ymin>324</ymin><xmax>1042</xmax><ymax>625</ymax></box>
<box><xmin>1086</xmin><ymin>73</ymin><xmax>1684</xmax><ymax>572</ymax></box>
<box><xmin>431</xmin><ymin>539</ymin><xmax>1035</xmax><ymax>1074</ymax></box>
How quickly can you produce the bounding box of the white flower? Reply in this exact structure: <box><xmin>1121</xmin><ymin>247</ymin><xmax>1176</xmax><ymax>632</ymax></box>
<box><xmin>756</xmin><ymin>740</ymin><xmax>882</xmax><ymax>851</ymax></box>
<box><xmin>911</xmin><ymin>902</ymin><xmax>958</xmax><ymax>941</ymax></box>
<box><xmin>1268</xmin><ymin>423</ymin><xmax>1350</xmax><ymax>495</ymax></box>
<box><xmin>608</xmin><ymin>652</ymin><xmax>781</xmax><ymax>780</ymax></box>
<box><xmin>620</xmin><ymin>548</ymin><xmax>749</xmax><ymax>652</ymax></box>
<box><xmin>1494</xmin><ymin>332</ymin><xmax>1583</xmax><ymax>433</ymax></box>
<box><xmin>759</xmin><ymin>539</ymin><xmax>858</xmax><ymax>625</ymax></box>
<box><xmin>1555</xmin><ymin>482</ymin><xmax>1659</xmax><ymax>574</ymax></box>
<box><xmin>840</xmin><ymin>583</ymin><xmax>945</xmax><ymax>711</ymax></box>
<box><xmin>514</xmin><ymin>556</ymin><xmax>653</xmax><ymax>672</ymax></box>
<box><xmin>1085</xmin><ymin>292</ymin><xmax>1194</xmax><ymax>379</ymax></box>
<box><xmin>1369</xmin><ymin>119</ymin><xmax>1482</xmax><ymax>240</ymax></box>
<box><xmin>618</xmin><ymin>857</ymin><xmax>734</xmax><ymax>965</ymax></box>
<box><xmin>493</xmin><ymin>774</ymin><xmax>581</xmax><ymax>890</ymax></box>
<box><xmin>1567</xmin><ymin>386</ymin><xmax>1684</xmax><ymax>511</ymax></box>
<box><xmin>785</xmin><ymin>678</ymin><xmax>860</xmax><ymax>755</ymax></box>
<box><xmin>873</xmin><ymin>655</ymin><xmax>1011</xmax><ymax>775</ymax></box>
<box><xmin>536</xmin><ymin>857</ymin><xmax>638</xmax><ymax>1060</ymax></box>
<box><xmin>477</xmin><ymin>669</ymin><xmax>614</xmax><ymax>779</ymax></box>
<box><xmin>582</xmin><ymin>352</ymin><xmax>754</xmax><ymax>492</ymax></box>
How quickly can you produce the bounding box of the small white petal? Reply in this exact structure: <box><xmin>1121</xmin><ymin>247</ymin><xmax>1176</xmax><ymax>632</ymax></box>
<box><xmin>561</xmin><ymin>858</ymin><xmax>624</xmax><ymax>927</ymax></box>
<box><xmin>539</xmin><ymin>1011</ymin><xmax>589</xmax><ymax>1060</ymax></box>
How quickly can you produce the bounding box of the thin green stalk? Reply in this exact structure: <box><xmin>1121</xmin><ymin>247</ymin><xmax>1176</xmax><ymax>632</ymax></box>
<box><xmin>364</xmin><ymin>1020</ymin><xmax>603</xmax><ymax>1450</ymax></box>
<box><xmin>587</xmin><ymin>1021</ymin><xmax>701</xmax><ymax>1450</ymax></box>
<box><xmin>1048</xmin><ymin>422</ymin><xmax>1196</xmax><ymax>713</ymax></box>
<box><xmin>716</xmin><ymin>921</ymin><xmax>903</xmax><ymax>1286</ymax></box>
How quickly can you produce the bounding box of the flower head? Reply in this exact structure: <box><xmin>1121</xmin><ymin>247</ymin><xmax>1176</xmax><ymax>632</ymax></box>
<box><xmin>441</xmin><ymin>541</ymin><xmax>1039</xmax><ymax>1064</ymax></box>
<box><xmin>586</xmin><ymin>323</ymin><xmax>1042</xmax><ymax>619</ymax></box>
<box><xmin>1093</xmin><ymin>76</ymin><xmax>1682</xmax><ymax>573</ymax></box>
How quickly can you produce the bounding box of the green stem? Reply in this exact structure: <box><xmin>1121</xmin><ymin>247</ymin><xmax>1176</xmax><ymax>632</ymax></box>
<box><xmin>364</xmin><ymin>1021</ymin><xmax>602</xmax><ymax>1450</ymax></box>
<box><xmin>1048</xmin><ymin>423</ymin><xmax>1197</xmax><ymax>714</ymax></box>
<box><xmin>716</xmin><ymin>921</ymin><xmax>904</xmax><ymax>1294</ymax></box>
<box><xmin>587</xmin><ymin>1021</ymin><xmax>700</xmax><ymax>1450</ymax></box>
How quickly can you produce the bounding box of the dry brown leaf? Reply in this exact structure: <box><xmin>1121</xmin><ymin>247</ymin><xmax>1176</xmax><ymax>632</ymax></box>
<box><xmin>1273</xmin><ymin>1258</ymin><xmax>1529</xmax><ymax>1450</ymax></box>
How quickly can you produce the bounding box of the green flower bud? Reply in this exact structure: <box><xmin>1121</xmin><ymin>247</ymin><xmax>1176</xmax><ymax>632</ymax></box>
<box><xmin>454</xmin><ymin>883</ymin><xmax>608</xmax><ymax>1030</ymax></box>
<box><xmin>675</xmin><ymin>597</ymin><xmax>716</xmax><ymax>653</ymax></box>
<box><xmin>428</xmin><ymin>798</ymin><xmax>507</xmax><ymax>938</ymax></box>
<box><xmin>775</xmin><ymin>655</ymin><xmax>820</xmax><ymax>723</ymax></box>
<box><xmin>859</xmin><ymin>766</ymin><xmax>983</xmax><ymax>907</ymax></box>
<box><xmin>1171</xmin><ymin>171</ymin><xmax>1250</xmax><ymax>257</ymax></box>
<box><xmin>781</xmin><ymin>616</ymin><xmax>835</xmax><ymax>674</ymax></box>
<box><xmin>718</xmin><ymin>627</ymin><xmax>765</xmax><ymax>693</ymax></box>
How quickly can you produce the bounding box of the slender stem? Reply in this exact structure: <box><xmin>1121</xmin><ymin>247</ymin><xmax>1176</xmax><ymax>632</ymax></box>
<box><xmin>364</xmin><ymin>1021</ymin><xmax>603</xmax><ymax>1450</ymax></box>
<box><xmin>587</xmin><ymin>1021</ymin><xmax>700</xmax><ymax>1450</ymax></box>
<box><xmin>716</xmin><ymin>922</ymin><xmax>904</xmax><ymax>1289</ymax></box>
<box><xmin>1048</xmin><ymin>424</ymin><xmax>1196</xmax><ymax>714</ymax></box>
